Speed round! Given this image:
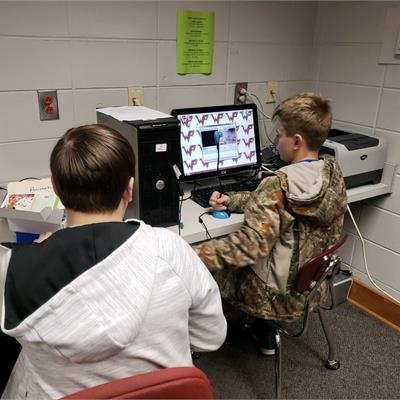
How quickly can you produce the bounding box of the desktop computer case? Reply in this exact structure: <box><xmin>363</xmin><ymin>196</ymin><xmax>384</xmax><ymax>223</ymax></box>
<box><xmin>331</xmin><ymin>270</ymin><xmax>353</xmax><ymax>307</ymax></box>
<box><xmin>97</xmin><ymin>113</ymin><xmax>180</xmax><ymax>227</ymax></box>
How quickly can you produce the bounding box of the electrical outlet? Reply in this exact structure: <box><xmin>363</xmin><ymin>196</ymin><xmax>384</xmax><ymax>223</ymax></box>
<box><xmin>265</xmin><ymin>81</ymin><xmax>278</xmax><ymax>103</ymax></box>
<box><xmin>234</xmin><ymin>82</ymin><xmax>248</xmax><ymax>105</ymax></box>
<box><xmin>128</xmin><ymin>87</ymin><xmax>144</xmax><ymax>106</ymax></box>
<box><xmin>37</xmin><ymin>90</ymin><xmax>59</xmax><ymax>121</ymax></box>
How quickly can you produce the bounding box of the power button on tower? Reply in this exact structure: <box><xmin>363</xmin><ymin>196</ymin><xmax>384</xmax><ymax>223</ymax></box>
<box><xmin>156</xmin><ymin>180</ymin><xmax>165</xmax><ymax>190</ymax></box>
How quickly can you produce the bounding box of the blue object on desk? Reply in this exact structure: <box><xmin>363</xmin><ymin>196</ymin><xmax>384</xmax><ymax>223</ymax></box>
<box><xmin>16</xmin><ymin>232</ymin><xmax>39</xmax><ymax>244</ymax></box>
<box><xmin>212</xmin><ymin>210</ymin><xmax>231</xmax><ymax>219</ymax></box>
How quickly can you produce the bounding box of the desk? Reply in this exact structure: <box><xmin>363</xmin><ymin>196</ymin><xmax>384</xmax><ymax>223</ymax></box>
<box><xmin>167</xmin><ymin>184</ymin><xmax>391</xmax><ymax>244</ymax></box>
<box><xmin>0</xmin><ymin>164</ymin><xmax>396</xmax><ymax>244</ymax></box>
<box><xmin>167</xmin><ymin>163</ymin><xmax>396</xmax><ymax>244</ymax></box>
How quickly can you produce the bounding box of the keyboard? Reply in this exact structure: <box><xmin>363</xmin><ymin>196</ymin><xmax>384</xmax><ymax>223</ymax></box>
<box><xmin>191</xmin><ymin>180</ymin><xmax>260</xmax><ymax>208</ymax></box>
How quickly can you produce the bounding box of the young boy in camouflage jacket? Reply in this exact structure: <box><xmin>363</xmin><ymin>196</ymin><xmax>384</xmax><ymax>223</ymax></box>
<box><xmin>193</xmin><ymin>93</ymin><xmax>347</xmax><ymax>325</ymax></box>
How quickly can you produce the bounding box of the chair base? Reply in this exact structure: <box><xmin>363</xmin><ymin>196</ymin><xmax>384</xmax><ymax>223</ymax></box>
<box><xmin>325</xmin><ymin>359</ymin><xmax>340</xmax><ymax>370</ymax></box>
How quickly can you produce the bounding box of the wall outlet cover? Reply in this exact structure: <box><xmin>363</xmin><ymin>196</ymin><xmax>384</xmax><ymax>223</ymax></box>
<box><xmin>37</xmin><ymin>90</ymin><xmax>59</xmax><ymax>121</ymax></box>
<box><xmin>234</xmin><ymin>82</ymin><xmax>248</xmax><ymax>105</ymax></box>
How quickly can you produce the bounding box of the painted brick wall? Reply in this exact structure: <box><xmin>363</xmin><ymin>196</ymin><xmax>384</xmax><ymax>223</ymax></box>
<box><xmin>0</xmin><ymin>1</ymin><xmax>316</xmax><ymax>182</ymax></box>
<box><xmin>1</xmin><ymin>1</ymin><xmax>398</xmax><ymax>301</ymax></box>
<box><xmin>314</xmin><ymin>2</ymin><xmax>400</xmax><ymax>301</ymax></box>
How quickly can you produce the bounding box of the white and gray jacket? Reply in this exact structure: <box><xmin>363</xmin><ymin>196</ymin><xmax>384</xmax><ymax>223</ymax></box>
<box><xmin>0</xmin><ymin>220</ymin><xmax>226</xmax><ymax>399</ymax></box>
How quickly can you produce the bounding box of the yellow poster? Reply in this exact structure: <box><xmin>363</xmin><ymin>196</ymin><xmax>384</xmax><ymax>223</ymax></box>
<box><xmin>176</xmin><ymin>10</ymin><xmax>214</xmax><ymax>75</ymax></box>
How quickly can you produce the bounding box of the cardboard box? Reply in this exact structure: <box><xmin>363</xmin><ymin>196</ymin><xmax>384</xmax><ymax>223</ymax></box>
<box><xmin>0</xmin><ymin>178</ymin><xmax>64</xmax><ymax>234</ymax></box>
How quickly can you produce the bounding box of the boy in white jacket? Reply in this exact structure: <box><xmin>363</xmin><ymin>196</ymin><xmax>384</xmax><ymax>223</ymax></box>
<box><xmin>0</xmin><ymin>124</ymin><xmax>226</xmax><ymax>399</ymax></box>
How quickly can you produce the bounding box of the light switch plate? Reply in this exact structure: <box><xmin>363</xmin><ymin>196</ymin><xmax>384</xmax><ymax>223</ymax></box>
<box><xmin>37</xmin><ymin>90</ymin><xmax>59</xmax><ymax>121</ymax></box>
<box><xmin>265</xmin><ymin>81</ymin><xmax>278</xmax><ymax>103</ymax></box>
<box><xmin>128</xmin><ymin>87</ymin><xmax>144</xmax><ymax>106</ymax></box>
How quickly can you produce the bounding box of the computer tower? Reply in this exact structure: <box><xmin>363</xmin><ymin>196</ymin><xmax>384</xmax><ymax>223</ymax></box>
<box><xmin>97</xmin><ymin>107</ymin><xmax>180</xmax><ymax>227</ymax></box>
<box><xmin>331</xmin><ymin>270</ymin><xmax>353</xmax><ymax>307</ymax></box>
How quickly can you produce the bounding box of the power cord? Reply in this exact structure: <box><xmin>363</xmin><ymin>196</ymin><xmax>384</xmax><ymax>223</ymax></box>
<box><xmin>177</xmin><ymin>188</ymin><xmax>193</xmax><ymax>237</ymax></box>
<box><xmin>170</xmin><ymin>163</ymin><xmax>185</xmax><ymax>236</ymax></box>
<box><xmin>234</xmin><ymin>169</ymin><xmax>260</xmax><ymax>183</ymax></box>
<box><xmin>198</xmin><ymin>211</ymin><xmax>212</xmax><ymax>240</ymax></box>
<box><xmin>239</xmin><ymin>88</ymin><xmax>275</xmax><ymax>147</ymax></box>
<box><xmin>19</xmin><ymin>177</ymin><xmax>40</xmax><ymax>181</ymax></box>
<box><xmin>178</xmin><ymin>192</ymin><xmax>184</xmax><ymax>236</ymax></box>
<box><xmin>242</xmin><ymin>89</ymin><xmax>272</xmax><ymax>120</ymax></box>
<box><xmin>347</xmin><ymin>204</ymin><xmax>400</xmax><ymax>304</ymax></box>
<box><xmin>215</xmin><ymin>139</ymin><xmax>223</xmax><ymax>192</ymax></box>
<box><xmin>181</xmin><ymin>194</ymin><xmax>192</xmax><ymax>201</ymax></box>
<box><xmin>261</xmin><ymin>165</ymin><xmax>276</xmax><ymax>174</ymax></box>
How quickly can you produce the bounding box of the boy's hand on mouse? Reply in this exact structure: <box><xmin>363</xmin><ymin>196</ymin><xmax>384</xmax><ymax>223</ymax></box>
<box><xmin>209</xmin><ymin>191</ymin><xmax>230</xmax><ymax>210</ymax></box>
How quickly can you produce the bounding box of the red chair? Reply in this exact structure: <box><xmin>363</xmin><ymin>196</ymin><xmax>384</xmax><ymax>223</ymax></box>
<box><xmin>269</xmin><ymin>235</ymin><xmax>350</xmax><ymax>398</ymax></box>
<box><xmin>243</xmin><ymin>235</ymin><xmax>350</xmax><ymax>398</ymax></box>
<box><xmin>61</xmin><ymin>366</ymin><xmax>213</xmax><ymax>399</ymax></box>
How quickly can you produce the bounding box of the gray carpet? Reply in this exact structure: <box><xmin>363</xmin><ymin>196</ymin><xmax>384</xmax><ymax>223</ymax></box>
<box><xmin>195</xmin><ymin>303</ymin><xmax>400</xmax><ymax>399</ymax></box>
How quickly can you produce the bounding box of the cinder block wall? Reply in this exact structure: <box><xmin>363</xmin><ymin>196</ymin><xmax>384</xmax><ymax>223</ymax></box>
<box><xmin>313</xmin><ymin>2</ymin><xmax>400</xmax><ymax>302</ymax></box>
<box><xmin>0</xmin><ymin>1</ymin><xmax>399</xmax><ymax>301</ymax></box>
<box><xmin>0</xmin><ymin>1</ymin><xmax>315</xmax><ymax>182</ymax></box>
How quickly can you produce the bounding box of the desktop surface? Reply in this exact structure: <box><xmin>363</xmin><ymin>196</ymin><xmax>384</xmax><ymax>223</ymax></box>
<box><xmin>168</xmin><ymin>190</ymin><xmax>244</xmax><ymax>244</ymax></box>
<box><xmin>0</xmin><ymin>179</ymin><xmax>393</xmax><ymax>246</ymax></box>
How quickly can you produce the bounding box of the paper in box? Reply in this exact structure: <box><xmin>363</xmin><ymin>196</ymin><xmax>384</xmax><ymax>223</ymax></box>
<box><xmin>0</xmin><ymin>178</ymin><xmax>64</xmax><ymax>234</ymax></box>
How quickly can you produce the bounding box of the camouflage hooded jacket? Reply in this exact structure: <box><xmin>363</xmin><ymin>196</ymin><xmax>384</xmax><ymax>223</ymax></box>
<box><xmin>193</xmin><ymin>155</ymin><xmax>347</xmax><ymax>321</ymax></box>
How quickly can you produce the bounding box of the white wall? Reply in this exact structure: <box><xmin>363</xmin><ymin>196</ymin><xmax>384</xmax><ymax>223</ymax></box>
<box><xmin>1</xmin><ymin>1</ymin><xmax>399</xmax><ymax>301</ymax></box>
<box><xmin>0</xmin><ymin>0</ymin><xmax>316</xmax><ymax>183</ymax></box>
<box><xmin>313</xmin><ymin>1</ymin><xmax>400</xmax><ymax>301</ymax></box>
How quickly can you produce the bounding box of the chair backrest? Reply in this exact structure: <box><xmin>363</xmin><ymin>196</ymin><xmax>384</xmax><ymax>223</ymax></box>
<box><xmin>60</xmin><ymin>367</ymin><xmax>213</xmax><ymax>400</ymax></box>
<box><xmin>295</xmin><ymin>235</ymin><xmax>348</xmax><ymax>294</ymax></box>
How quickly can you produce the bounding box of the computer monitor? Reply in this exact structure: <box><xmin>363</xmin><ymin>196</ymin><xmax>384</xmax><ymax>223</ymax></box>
<box><xmin>171</xmin><ymin>104</ymin><xmax>261</xmax><ymax>181</ymax></box>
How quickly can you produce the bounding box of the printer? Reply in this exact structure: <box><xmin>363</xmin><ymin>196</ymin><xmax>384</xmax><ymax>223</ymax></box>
<box><xmin>319</xmin><ymin>129</ymin><xmax>386</xmax><ymax>188</ymax></box>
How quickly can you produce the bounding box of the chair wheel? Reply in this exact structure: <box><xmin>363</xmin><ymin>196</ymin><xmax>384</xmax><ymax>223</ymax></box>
<box><xmin>191</xmin><ymin>352</ymin><xmax>201</xmax><ymax>360</ymax></box>
<box><xmin>325</xmin><ymin>359</ymin><xmax>340</xmax><ymax>370</ymax></box>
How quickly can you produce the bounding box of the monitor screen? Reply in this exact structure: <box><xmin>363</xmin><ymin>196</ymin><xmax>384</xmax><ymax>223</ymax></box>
<box><xmin>171</xmin><ymin>104</ymin><xmax>261</xmax><ymax>181</ymax></box>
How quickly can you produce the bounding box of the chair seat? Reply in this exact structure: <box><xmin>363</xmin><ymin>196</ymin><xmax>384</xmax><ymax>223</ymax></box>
<box><xmin>61</xmin><ymin>367</ymin><xmax>213</xmax><ymax>399</ymax></box>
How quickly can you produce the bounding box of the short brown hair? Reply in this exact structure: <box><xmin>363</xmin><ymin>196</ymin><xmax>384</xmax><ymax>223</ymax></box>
<box><xmin>50</xmin><ymin>124</ymin><xmax>135</xmax><ymax>213</ymax></box>
<box><xmin>272</xmin><ymin>92</ymin><xmax>332</xmax><ymax>151</ymax></box>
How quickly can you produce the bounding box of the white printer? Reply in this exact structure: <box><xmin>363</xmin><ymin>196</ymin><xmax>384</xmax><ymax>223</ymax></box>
<box><xmin>320</xmin><ymin>129</ymin><xmax>386</xmax><ymax>188</ymax></box>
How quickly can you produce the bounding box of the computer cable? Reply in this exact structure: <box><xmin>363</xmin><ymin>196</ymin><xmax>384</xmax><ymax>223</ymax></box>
<box><xmin>347</xmin><ymin>204</ymin><xmax>400</xmax><ymax>304</ymax></box>
<box><xmin>19</xmin><ymin>177</ymin><xmax>40</xmax><ymax>181</ymax></box>
<box><xmin>170</xmin><ymin>163</ymin><xmax>185</xmax><ymax>236</ymax></box>
<box><xmin>239</xmin><ymin>88</ymin><xmax>275</xmax><ymax>147</ymax></box>
<box><xmin>177</xmin><ymin>188</ymin><xmax>192</xmax><ymax>237</ymax></box>
<box><xmin>232</xmin><ymin>169</ymin><xmax>263</xmax><ymax>187</ymax></box>
<box><xmin>198</xmin><ymin>211</ymin><xmax>212</xmax><ymax>240</ymax></box>
<box><xmin>181</xmin><ymin>194</ymin><xmax>192</xmax><ymax>201</ymax></box>
<box><xmin>245</xmin><ymin>91</ymin><xmax>272</xmax><ymax>120</ymax></box>
<box><xmin>261</xmin><ymin>165</ymin><xmax>276</xmax><ymax>174</ymax></box>
<box><xmin>234</xmin><ymin>169</ymin><xmax>260</xmax><ymax>182</ymax></box>
<box><xmin>214</xmin><ymin>131</ymin><xmax>223</xmax><ymax>192</ymax></box>
<box><xmin>178</xmin><ymin>193</ymin><xmax>184</xmax><ymax>236</ymax></box>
